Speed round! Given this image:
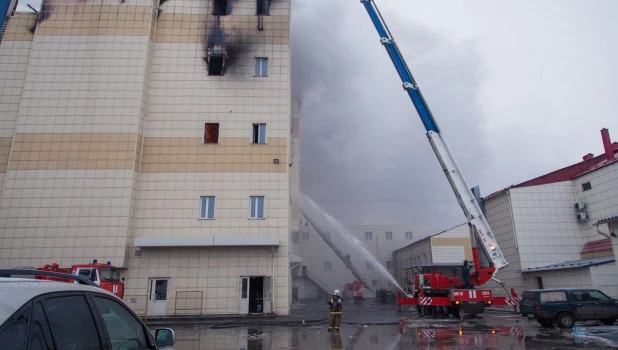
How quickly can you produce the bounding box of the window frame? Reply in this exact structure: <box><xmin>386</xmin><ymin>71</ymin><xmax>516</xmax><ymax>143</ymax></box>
<box><xmin>204</xmin><ymin>123</ymin><xmax>220</xmax><ymax>144</ymax></box>
<box><xmin>256</xmin><ymin>0</ymin><xmax>270</xmax><ymax>15</ymax></box>
<box><xmin>323</xmin><ymin>261</ymin><xmax>332</xmax><ymax>270</ymax></box>
<box><xmin>405</xmin><ymin>231</ymin><xmax>413</xmax><ymax>240</ymax></box>
<box><xmin>252</xmin><ymin>123</ymin><xmax>267</xmax><ymax>144</ymax></box>
<box><xmin>249</xmin><ymin>196</ymin><xmax>265</xmax><ymax>219</ymax></box>
<box><xmin>385</xmin><ymin>231</ymin><xmax>392</xmax><ymax>240</ymax></box>
<box><xmin>199</xmin><ymin>196</ymin><xmax>216</xmax><ymax>219</ymax></box>
<box><xmin>364</xmin><ymin>231</ymin><xmax>372</xmax><ymax>240</ymax></box>
<box><xmin>254</xmin><ymin>57</ymin><xmax>268</xmax><ymax>77</ymax></box>
<box><xmin>582</xmin><ymin>181</ymin><xmax>592</xmax><ymax>191</ymax></box>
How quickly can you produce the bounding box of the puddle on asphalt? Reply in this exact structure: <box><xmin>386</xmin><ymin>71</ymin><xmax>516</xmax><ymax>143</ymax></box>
<box><xmin>158</xmin><ymin>317</ymin><xmax>618</xmax><ymax>349</ymax></box>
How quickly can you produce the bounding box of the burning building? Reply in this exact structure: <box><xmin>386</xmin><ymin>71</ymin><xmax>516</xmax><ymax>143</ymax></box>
<box><xmin>0</xmin><ymin>0</ymin><xmax>295</xmax><ymax>317</ymax></box>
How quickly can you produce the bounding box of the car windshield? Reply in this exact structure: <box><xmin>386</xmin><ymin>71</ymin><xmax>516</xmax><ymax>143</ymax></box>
<box><xmin>99</xmin><ymin>267</ymin><xmax>121</xmax><ymax>282</ymax></box>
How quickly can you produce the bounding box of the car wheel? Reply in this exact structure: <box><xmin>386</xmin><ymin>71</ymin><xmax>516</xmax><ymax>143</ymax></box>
<box><xmin>537</xmin><ymin>318</ymin><xmax>554</xmax><ymax>328</ymax></box>
<box><xmin>600</xmin><ymin>318</ymin><xmax>616</xmax><ymax>325</ymax></box>
<box><xmin>557</xmin><ymin>313</ymin><xmax>575</xmax><ymax>328</ymax></box>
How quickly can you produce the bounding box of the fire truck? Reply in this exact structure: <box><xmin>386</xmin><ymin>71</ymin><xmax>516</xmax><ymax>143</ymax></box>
<box><xmin>399</xmin><ymin>320</ymin><xmax>524</xmax><ymax>348</ymax></box>
<box><xmin>359</xmin><ymin>0</ymin><xmax>518</xmax><ymax>318</ymax></box>
<box><xmin>36</xmin><ymin>260</ymin><xmax>125</xmax><ymax>298</ymax></box>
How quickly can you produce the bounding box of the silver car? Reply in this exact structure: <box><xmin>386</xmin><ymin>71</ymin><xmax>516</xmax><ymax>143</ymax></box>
<box><xmin>0</xmin><ymin>275</ymin><xmax>174</xmax><ymax>350</ymax></box>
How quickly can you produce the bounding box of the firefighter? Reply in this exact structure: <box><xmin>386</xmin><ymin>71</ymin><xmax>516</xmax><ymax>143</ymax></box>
<box><xmin>462</xmin><ymin>260</ymin><xmax>471</xmax><ymax>288</ymax></box>
<box><xmin>327</xmin><ymin>289</ymin><xmax>343</xmax><ymax>332</ymax></box>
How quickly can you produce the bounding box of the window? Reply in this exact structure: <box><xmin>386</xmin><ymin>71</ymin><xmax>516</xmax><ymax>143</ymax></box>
<box><xmin>582</xmin><ymin>181</ymin><xmax>592</xmax><ymax>191</ymax></box>
<box><xmin>385</xmin><ymin>231</ymin><xmax>392</xmax><ymax>240</ymax></box>
<box><xmin>324</xmin><ymin>261</ymin><xmax>332</xmax><ymax>270</ymax></box>
<box><xmin>93</xmin><ymin>296</ymin><xmax>149</xmax><ymax>350</ymax></box>
<box><xmin>42</xmin><ymin>296</ymin><xmax>101</xmax><ymax>350</ymax></box>
<box><xmin>0</xmin><ymin>303</ymin><xmax>31</xmax><ymax>349</ymax></box>
<box><xmin>213</xmin><ymin>0</ymin><xmax>229</xmax><ymax>15</ymax></box>
<box><xmin>256</xmin><ymin>0</ymin><xmax>270</xmax><ymax>15</ymax></box>
<box><xmin>302</xmin><ymin>232</ymin><xmax>309</xmax><ymax>240</ymax></box>
<box><xmin>255</xmin><ymin>57</ymin><xmax>268</xmax><ymax>77</ymax></box>
<box><xmin>386</xmin><ymin>260</ymin><xmax>392</xmax><ymax>269</ymax></box>
<box><xmin>250</xmin><ymin>196</ymin><xmax>265</xmax><ymax>218</ymax></box>
<box><xmin>292</xmin><ymin>231</ymin><xmax>299</xmax><ymax>243</ymax></box>
<box><xmin>200</xmin><ymin>196</ymin><xmax>215</xmax><ymax>219</ymax></box>
<box><xmin>252</xmin><ymin>123</ymin><xmax>266</xmax><ymax>143</ymax></box>
<box><xmin>364</xmin><ymin>232</ymin><xmax>372</xmax><ymax>240</ymax></box>
<box><xmin>204</xmin><ymin>123</ymin><xmax>219</xmax><ymax>143</ymax></box>
<box><xmin>366</xmin><ymin>261</ymin><xmax>373</xmax><ymax>269</ymax></box>
<box><xmin>405</xmin><ymin>231</ymin><xmax>413</xmax><ymax>240</ymax></box>
<box><xmin>540</xmin><ymin>291</ymin><xmax>567</xmax><ymax>303</ymax></box>
<box><xmin>207</xmin><ymin>55</ymin><xmax>225</xmax><ymax>76</ymax></box>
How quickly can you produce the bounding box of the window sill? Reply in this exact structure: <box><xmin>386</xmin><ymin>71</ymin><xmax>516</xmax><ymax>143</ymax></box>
<box><xmin>254</xmin><ymin>75</ymin><xmax>270</xmax><ymax>78</ymax></box>
<box><xmin>248</xmin><ymin>218</ymin><xmax>266</xmax><ymax>220</ymax></box>
<box><xmin>198</xmin><ymin>218</ymin><xmax>215</xmax><ymax>220</ymax></box>
<box><xmin>202</xmin><ymin>142</ymin><xmax>220</xmax><ymax>144</ymax></box>
<box><xmin>251</xmin><ymin>142</ymin><xmax>268</xmax><ymax>145</ymax></box>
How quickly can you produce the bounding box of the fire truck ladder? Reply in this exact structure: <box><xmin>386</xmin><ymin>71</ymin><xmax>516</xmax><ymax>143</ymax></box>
<box><xmin>300</xmin><ymin>209</ymin><xmax>373</xmax><ymax>298</ymax></box>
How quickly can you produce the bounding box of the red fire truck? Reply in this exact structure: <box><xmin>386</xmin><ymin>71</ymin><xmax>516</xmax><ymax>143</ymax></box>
<box><xmin>36</xmin><ymin>260</ymin><xmax>124</xmax><ymax>298</ymax></box>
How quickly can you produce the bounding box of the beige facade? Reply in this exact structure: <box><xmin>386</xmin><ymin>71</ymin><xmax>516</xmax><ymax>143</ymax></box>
<box><xmin>0</xmin><ymin>0</ymin><xmax>293</xmax><ymax>316</ymax></box>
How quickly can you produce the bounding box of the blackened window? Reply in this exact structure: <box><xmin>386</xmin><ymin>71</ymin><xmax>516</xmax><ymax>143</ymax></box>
<box><xmin>42</xmin><ymin>296</ymin><xmax>101</xmax><ymax>349</ymax></box>
<box><xmin>582</xmin><ymin>181</ymin><xmax>592</xmax><ymax>191</ymax></box>
<box><xmin>257</xmin><ymin>0</ymin><xmax>270</xmax><ymax>15</ymax></box>
<box><xmin>213</xmin><ymin>0</ymin><xmax>229</xmax><ymax>15</ymax></box>
<box><xmin>207</xmin><ymin>56</ymin><xmax>225</xmax><ymax>76</ymax></box>
<box><xmin>204</xmin><ymin>123</ymin><xmax>220</xmax><ymax>143</ymax></box>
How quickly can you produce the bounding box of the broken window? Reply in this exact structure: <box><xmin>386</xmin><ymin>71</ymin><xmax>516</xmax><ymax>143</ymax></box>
<box><xmin>254</xmin><ymin>57</ymin><xmax>268</xmax><ymax>77</ymax></box>
<box><xmin>252</xmin><ymin>123</ymin><xmax>266</xmax><ymax>144</ymax></box>
<box><xmin>204</xmin><ymin>123</ymin><xmax>220</xmax><ymax>143</ymax></box>
<box><xmin>256</xmin><ymin>0</ymin><xmax>270</xmax><ymax>15</ymax></box>
<box><xmin>213</xmin><ymin>0</ymin><xmax>229</xmax><ymax>15</ymax></box>
<box><xmin>207</xmin><ymin>55</ymin><xmax>225</xmax><ymax>76</ymax></box>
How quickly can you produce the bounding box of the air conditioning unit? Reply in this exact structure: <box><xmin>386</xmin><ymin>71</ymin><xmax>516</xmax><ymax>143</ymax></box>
<box><xmin>574</xmin><ymin>202</ymin><xmax>587</xmax><ymax>211</ymax></box>
<box><xmin>576</xmin><ymin>212</ymin><xmax>589</xmax><ymax>222</ymax></box>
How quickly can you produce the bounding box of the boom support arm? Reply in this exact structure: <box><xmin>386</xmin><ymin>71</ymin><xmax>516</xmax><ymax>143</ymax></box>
<box><xmin>360</xmin><ymin>0</ymin><xmax>507</xmax><ymax>271</ymax></box>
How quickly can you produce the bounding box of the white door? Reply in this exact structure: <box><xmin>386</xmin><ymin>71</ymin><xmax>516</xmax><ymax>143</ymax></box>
<box><xmin>240</xmin><ymin>277</ymin><xmax>249</xmax><ymax>314</ymax></box>
<box><xmin>263</xmin><ymin>276</ymin><xmax>272</xmax><ymax>314</ymax></box>
<box><xmin>75</xmin><ymin>267</ymin><xmax>100</xmax><ymax>286</ymax></box>
<box><xmin>148</xmin><ymin>279</ymin><xmax>168</xmax><ymax>316</ymax></box>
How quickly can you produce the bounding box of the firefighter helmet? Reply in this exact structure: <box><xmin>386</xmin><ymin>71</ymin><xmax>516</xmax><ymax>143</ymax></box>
<box><xmin>334</xmin><ymin>289</ymin><xmax>341</xmax><ymax>296</ymax></box>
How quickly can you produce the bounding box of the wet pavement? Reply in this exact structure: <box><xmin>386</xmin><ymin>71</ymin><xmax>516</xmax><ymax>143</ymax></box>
<box><xmin>148</xmin><ymin>299</ymin><xmax>618</xmax><ymax>349</ymax></box>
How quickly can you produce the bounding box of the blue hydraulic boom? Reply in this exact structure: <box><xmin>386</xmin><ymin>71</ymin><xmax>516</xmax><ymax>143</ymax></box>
<box><xmin>360</xmin><ymin>0</ymin><xmax>508</xmax><ymax>277</ymax></box>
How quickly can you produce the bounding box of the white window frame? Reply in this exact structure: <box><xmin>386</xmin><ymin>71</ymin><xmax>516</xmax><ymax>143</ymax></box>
<box><xmin>255</xmin><ymin>57</ymin><xmax>268</xmax><ymax>77</ymax></box>
<box><xmin>199</xmin><ymin>196</ymin><xmax>215</xmax><ymax>219</ymax></box>
<box><xmin>364</xmin><ymin>231</ymin><xmax>372</xmax><ymax>240</ymax></box>
<box><xmin>249</xmin><ymin>196</ymin><xmax>265</xmax><ymax>219</ymax></box>
<box><xmin>252</xmin><ymin>123</ymin><xmax>267</xmax><ymax>144</ymax></box>
<box><xmin>405</xmin><ymin>231</ymin><xmax>413</xmax><ymax>240</ymax></box>
<box><xmin>385</xmin><ymin>231</ymin><xmax>392</xmax><ymax>240</ymax></box>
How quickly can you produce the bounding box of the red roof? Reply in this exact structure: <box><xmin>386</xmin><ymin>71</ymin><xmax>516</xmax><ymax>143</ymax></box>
<box><xmin>514</xmin><ymin>153</ymin><xmax>615</xmax><ymax>188</ymax></box>
<box><xmin>581</xmin><ymin>239</ymin><xmax>613</xmax><ymax>254</ymax></box>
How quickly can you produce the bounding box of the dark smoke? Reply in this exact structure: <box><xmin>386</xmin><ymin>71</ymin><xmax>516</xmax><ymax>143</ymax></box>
<box><xmin>292</xmin><ymin>1</ymin><xmax>491</xmax><ymax>226</ymax></box>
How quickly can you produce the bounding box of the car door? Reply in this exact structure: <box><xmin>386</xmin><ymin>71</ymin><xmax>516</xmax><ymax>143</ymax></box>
<box><xmin>568</xmin><ymin>290</ymin><xmax>596</xmax><ymax>320</ymax></box>
<box><xmin>588</xmin><ymin>290</ymin><xmax>618</xmax><ymax>320</ymax></box>
<box><xmin>90</xmin><ymin>294</ymin><xmax>155</xmax><ymax>350</ymax></box>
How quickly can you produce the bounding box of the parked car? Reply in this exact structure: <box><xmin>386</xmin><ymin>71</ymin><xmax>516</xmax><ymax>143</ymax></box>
<box><xmin>520</xmin><ymin>288</ymin><xmax>618</xmax><ymax>328</ymax></box>
<box><xmin>0</xmin><ymin>270</ymin><xmax>175</xmax><ymax>350</ymax></box>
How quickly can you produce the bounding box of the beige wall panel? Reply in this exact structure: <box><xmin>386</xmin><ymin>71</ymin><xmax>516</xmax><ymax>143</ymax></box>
<box><xmin>2</xmin><ymin>13</ymin><xmax>37</xmax><ymax>41</ymax></box>
<box><xmin>0</xmin><ymin>41</ymin><xmax>31</xmax><ymax>138</ymax></box>
<box><xmin>0</xmin><ymin>138</ymin><xmax>12</xmax><ymax>172</ymax></box>
<box><xmin>9</xmin><ymin>133</ymin><xmax>138</xmax><ymax>170</ymax></box>
<box><xmin>0</xmin><ymin>169</ymin><xmax>134</xmax><ymax>268</ymax></box>
<box><xmin>34</xmin><ymin>5</ymin><xmax>151</xmax><ymax>36</ymax></box>
<box><xmin>141</xmin><ymin>137</ymin><xmax>287</xmax><ymax>173</ymax></box>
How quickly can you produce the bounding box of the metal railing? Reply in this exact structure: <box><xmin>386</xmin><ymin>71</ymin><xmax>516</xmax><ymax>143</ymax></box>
<box><xmin>174</xmin><ymin>290</ymin><xmax>204</xmax><ymax>316</ymax></box>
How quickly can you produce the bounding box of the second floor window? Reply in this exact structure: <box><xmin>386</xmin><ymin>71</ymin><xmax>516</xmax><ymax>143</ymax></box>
<box><xmin>255</xmin><ymin>58</ymin><xmax>268</xmax><ymax>76</ymax></box>
<box><xmin>252</xmin><ymin>123</ymin><xmax>266</xmax><ymax>144</ymax></box>
<box><xmin>250</xmin><ymin>196</ymin><xmax>265</xmax><ymax>218</ymax></box>
<box><xmin>364</xmin><ymin>232</ymin><xmax>372</xmax><ymax>240</ymax></box>
<box><xmin>200</xmin><ymin>196</ymin><xmax>215</xmax><ymax>219</ymax></box>
<box><xmin>204</xmin><ymin>123</ymin><xmax>219</xmax><ymax>143</ymax></box>
<box><xmin>405</xmin><ymin>231</ymin><xmax>413</xmax><ymax>240</ymax></box>
<box><xmin>385</xmin><ymin>231</ymin><xmax>392</xmax><ymax>240</ymax></box>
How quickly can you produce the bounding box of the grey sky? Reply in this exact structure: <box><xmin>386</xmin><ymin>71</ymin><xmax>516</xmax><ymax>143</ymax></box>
<box><xmin>292</xmin><ymin>0</ymin><xmax>618</xmax><ymax>227</ymax></box>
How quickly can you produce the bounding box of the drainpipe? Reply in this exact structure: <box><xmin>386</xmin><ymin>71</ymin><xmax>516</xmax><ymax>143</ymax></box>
<box><xmin>271</xmin><ymin>246</ymin><xmax>277</xmax><ymax>313</ymax></box>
